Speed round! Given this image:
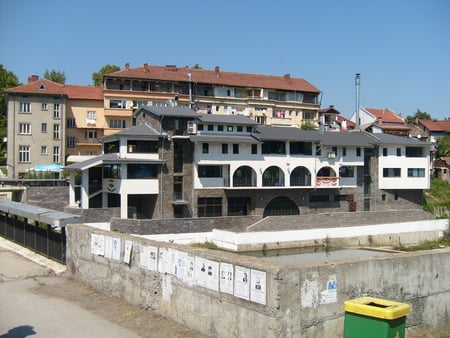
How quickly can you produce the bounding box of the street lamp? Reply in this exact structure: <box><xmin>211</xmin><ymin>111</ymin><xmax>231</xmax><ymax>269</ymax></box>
<box><xmin>355</xmin><ymin>73</ymin><xmax>361</xmax><ymax>129</ymax></box>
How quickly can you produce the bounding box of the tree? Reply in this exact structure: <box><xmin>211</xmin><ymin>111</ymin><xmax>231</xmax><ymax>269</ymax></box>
<box><xmin>301</xmin><ymin>122</ymin><xmax>317</xmax><ymax>130</ymax></box>
<box><xmin>0</xmin><ymin>65</ymin><xmax>20</xmax><ymax>165</ymax></box>
<box><xmin>92</xmin><ymin>64</ymin><xmax>120</xmax><ymax>86</ymax></box>
<box><xmin>406</xmin><ymin>109</ymin><xmax>432</xmax><ymax>124</ymax></box>
<box><xmin>436</xmin><ymin>135</ymin><xmax>450</xmax><ymax>157</ymax></box>
<box><xmin>43</xmin><ymin>69</ymin><xmax>66</xmax><ymax>84</ymax></box>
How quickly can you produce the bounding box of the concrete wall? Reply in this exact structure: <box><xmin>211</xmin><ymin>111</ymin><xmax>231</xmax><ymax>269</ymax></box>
<box><xmin>66</xmin><ymin>224</ymin><xmax>450</xmax><ymax>338</ymax></box>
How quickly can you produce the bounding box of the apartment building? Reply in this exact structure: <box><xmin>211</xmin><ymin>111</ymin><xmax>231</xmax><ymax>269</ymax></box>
<box><xmin>102</xmin><ymin>63</ymin><xmax>322</xmax><ymax>132</ymax></box>
<box><xmin>5</xmin><ymin>76</ymin><xmax>103</xmax><ymax>178</ymax></box>
<box><xmin>65</xmin><ymin>106</ymin><xmax>430</xmax><ymax>220</ymax></box>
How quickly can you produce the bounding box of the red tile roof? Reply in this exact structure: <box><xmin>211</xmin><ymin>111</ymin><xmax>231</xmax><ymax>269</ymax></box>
<box><xmin>6</xmin><ymin>78</ymin><xmax>103</xmax><ymax>100</ymax></box>
<box><xmin>365</xmin><ymin>108</ymin><xmax>405</xmax><ymax>123</ymax></box>
<box><xmin>107</xmin><ymin>64</ymin><xmax>321</xmax><ymax>93</ymax></box>
<box><xmin>418</xmin><ymin>119</ymin><xmax>450</xmax><ymax>132</ymax></box>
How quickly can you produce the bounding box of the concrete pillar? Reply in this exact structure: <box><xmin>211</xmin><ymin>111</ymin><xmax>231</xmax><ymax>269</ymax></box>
<box><xmin>68</xmin><ymin>171</ymin><xmax>77</xmax><ymax>206</ymax></box>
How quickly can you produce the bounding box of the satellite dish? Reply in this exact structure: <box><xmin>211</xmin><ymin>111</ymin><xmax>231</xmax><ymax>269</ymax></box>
<box><xmin>417</xmin><ymin>134</ymin><xmax>421</xmax><ymax>139</ymax></box>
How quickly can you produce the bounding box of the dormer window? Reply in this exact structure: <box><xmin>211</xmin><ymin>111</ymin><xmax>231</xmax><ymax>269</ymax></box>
<box><xmin>39</xmin><ymin>83</ymin><xmax>46</xmax><ymax>90</ymax></box>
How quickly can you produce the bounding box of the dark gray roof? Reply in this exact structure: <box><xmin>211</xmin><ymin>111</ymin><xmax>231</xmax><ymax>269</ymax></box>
<box><xmin>64</xmin><ymin>153</ymin><xmax>163</xmax><ymax>171</ymax></box>
<box><xmin>190</xmin><ymin>135</ymin><xmax>261</xmax><ymax>144</ymax></box>
<box><xmin>199</xmin><ymin>114</ymin><xmax>259</xmax><ymax>125</ymax></box>
<box><xmin>0</xmin><ymin>200</ymin><xmax>81</xmax><ymax>228</ymax></box>
<box><xmin>255</xmin><ymin>125</ymin><xmax>321</xmax><ymax>142</ymax></box>
<box><xmin>101</xmin><ymin>123</ymin><xmax>163</xmax><ymax>142</ymax></box>
<box><xmin>366</xmin><ymin>133</ymin><xmax>430</xmax><ymax>146</ymax></box>
<box><xmin>135</xmin><ymin>105</ymin><xmax>201</xmax><ymax>118</ymax></box>
<box><xmin>320</xmin><ymin>131</ymin><xmax>374</xmax><ymax>147</ymax></box>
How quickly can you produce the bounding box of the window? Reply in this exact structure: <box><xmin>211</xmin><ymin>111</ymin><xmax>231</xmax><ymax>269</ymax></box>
<box><xmin>198</xmin><ymin>197</ymin><xmax>222</xmax><ymax>217</ymax></box>
<box><xmin>332</xmin><ymin>146</ymin><xmax>337</xmax><ymax>156</ymax></box>
<box><xmin>41</xmin><ymin>123</ymin><xmax>47</xmax><ymax>133</ymax></box>
<box><xmin>20</xmin><ymin>102</ymin><xmax>31</xmax><ymax>112</ymax></box>
<box><xmin>310</xmin><ymin>195</ymin><xmax>330</xmax><ymax>203</ymax></box>
<box><xmin>42</xmin><ymin>102</ymin><xmax>48</xmax><ymax>110</ymax></box>
<box><xmin>19</xmin><ymin>123</ymin><xmax>31</xmax><ymax>134</ymax></box>
<box><xmin>342</xmin><ymin>147</ymin><xmax>347</xmax><ymax>157</ymax></box>
<box><xmin>383</xmin><ymin>168</ymin><xmax>401</xmax><ymax>177</ymax></box>
<box><xmin>87</xmin><ymin>111</ymin><xmax>96</xmax><ymax>120</ymax></box>
<box><xmin>405</xmin><ymin>147</ymin><xmax>423</xmax><ymax>157</ymax></box>
<box><xmin>356</xmin><ymin>147</ymin><xmax>361</xmax><ymax>157</ymax></box>
<box><xmin>198</xmin><ymin>165</ymin><xmax>222</xmax><ymax>177</ymax></box>
<box><xmin>339</xmin><ymin>166</ymin><xmax>354</xmax><ymax>177</ymax></box>
<box><xmin>207</xmin><ymin>124</ymin><xmax>214</xmax><ymax>131</ymax></box>
<box><xmin>202</xmin><ymin>143</ymin><xmax>209</xmax><ymax>154</ymax></box>
<box><xmin>53</xmin><ymin>146</ymin><xmax>60</xmax><ymax>163</ymax></box>
<box><xmin>127</xmin><ymin>164</ymin><xmax>158</xmax><ymax>179</ymax></box>
<box><xmin>67</xmin><ymin>118</ymin><xmax>76</xmax><ymax>128</ymax></box>
<box><xmin>303</xmin><ymin>111</ymin><xmax>315</xmax><ymax>120</ymax></box>
<box><xmin>109</xmin><ymin>119</ymin><xmax>126</xmax><ymax>128</ymax></box>
<box><xmin>396</xmin><ymin>148</ymin><xmax>401</xmax><ymax>156</ymax></box>
<box><xmin>19</xmin><ymin>145</ymin><xmax>30</xmax><ymax>162</ymax></box>
<box><xmin>246</xmin><ymin>126</ymin><xmax>252</xmax><ymax>133</ymax></box>
<box><xmin>103</xmin><ymin>164</ymin><xmax>121</xmax><ymax>179</ymax></box>
<box><xmin>408</xmin><ymin>168</ymin><xmax>425</xmax><ymax>177</ymax></box>
<box><xmin>41</xmin><ymin>146</ymin><xmax>47</xmax><ymax>155</ymax></box>
<box><xmin>262</xmin><ymin>141</ymin><xmax>286</xmax><ymax>154</ymax></box>
<box><xmin>382</xmin><ymin>148</ymin><xmax>388</xmax><ymax>156</ymax></box>
<box><xmin>217</xmin><ymin>125</ymin><xmax>224</xmax><ymax>132</ymax></box>
<box><xmin>197</xmin><ymin>124</ymin><xmax>204</xmax><ymax>131</ymax></box>
<box><xmin>237</xmin><ymin>126</ymin><xmax>243</xmax><ymax>132</ymax></box>
<box><xmin>381</xmin><ymin>194</ymin><xmax>386</xmax><ymax>201</ymax></box>
<box><xmin>222</xmin><ymin>144</ymin><xmax>228</xmax><ymax>154</ymax></box>
<box><xmin>67</xmin><ymin>136</ymin><xmax>76</xmax><ymax>148</ymax></box>
<box><xmin>251</xmin><ymin>144</ymin><xmax>257</xmax><ymax>154</ymax></box>
<box><xmin>233</xmin><ymin>144</ymin><xmax>239</xmax><ymax>154</ymax></box>
<box><xmin>53</xmin><ymin>103</ymin><xmax>60</xmax><ymax>118</ymax></box>
<box><xmin>53</xmin><ymin>124</ymin><xmax>60</xmax><ymax>139</ymax></box>
<box><xmin>227</xmin><ymin>126</ymin><xmax>233</xmax><ymax>132</ymax></box>
<box><xmin>109</xmin><ymin>99</ymin><xmax>127</xmax><ymax>109</ymax></box>
<box><xmin>85</xmin><ymin>129</ymin><xmax>97</xmax><ymax>140</ymax></box>
<box><xmin>132</xmin><ymin>100</ymin><xmax>148</xmax><ymax>108</ymax></box>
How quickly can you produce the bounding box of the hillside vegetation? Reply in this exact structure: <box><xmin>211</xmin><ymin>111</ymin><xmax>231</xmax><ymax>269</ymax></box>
<box><xmin>424</xmin><ymin>179</ymin><xmax>450</xmax><ymax>219</ymax></box>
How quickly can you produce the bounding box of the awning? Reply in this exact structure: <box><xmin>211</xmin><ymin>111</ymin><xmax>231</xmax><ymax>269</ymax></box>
<box><xmin>26</xmin><ymin>163</ymin><xmax>62</xmax><ymax>172</ymax></box>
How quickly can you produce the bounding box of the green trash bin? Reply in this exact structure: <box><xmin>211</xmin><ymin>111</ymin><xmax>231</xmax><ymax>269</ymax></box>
<box><xmin>343</xmin><ymin>296</ymin><xmax>410</xmax><ymax>338</ymax></box>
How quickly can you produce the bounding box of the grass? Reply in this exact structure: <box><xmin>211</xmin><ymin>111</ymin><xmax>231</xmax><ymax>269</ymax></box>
<box><xmin>191</xmin><ymin>241</ymin><xmax>218</xmax><ymax>250</ymax></box>
<box><xmin>394</xmin><ymin>233</ymin><xmax>450</xmax><ymax>251</ymax></box>
<box><xmin>424</xmin><ymin>179</ymin><xmax>450</xmax><ymax>218</ymax></box>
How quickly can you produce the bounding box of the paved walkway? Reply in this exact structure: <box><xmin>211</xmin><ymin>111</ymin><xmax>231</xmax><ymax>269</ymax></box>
<box><xmin>0</xmin><ymin>238</ymin><xmax>209</xmax><ymax>338</ymax></box>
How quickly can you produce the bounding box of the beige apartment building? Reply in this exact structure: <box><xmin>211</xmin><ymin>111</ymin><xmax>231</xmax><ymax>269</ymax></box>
<box><xmin>5</xmin><ymin>76</ymin><xmax>103</xmax><ymax>178</ymax></box>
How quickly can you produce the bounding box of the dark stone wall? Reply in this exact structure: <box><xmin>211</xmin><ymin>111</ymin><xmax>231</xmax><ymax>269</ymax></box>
<box><xmin>26</xmin><ymin>186</ymin><xmax>69</xmax><ymax>211</ymax></box>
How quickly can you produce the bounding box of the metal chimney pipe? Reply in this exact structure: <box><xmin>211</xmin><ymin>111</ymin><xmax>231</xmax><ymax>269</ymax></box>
<box><xmin>355</xmin><ymin>73</ymin><xmax>360</xmax><ymax>129</ymax></box>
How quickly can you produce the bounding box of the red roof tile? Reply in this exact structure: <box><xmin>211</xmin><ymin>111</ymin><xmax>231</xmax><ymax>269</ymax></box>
<box><xmin>6</xmin><ymin>79</ymin><xmax>103</xmax><ymax>100</ymax></box>
<box><xmin>365</xmin><ymin>108</ymin><xmax>405</xmax><ymax>123</ymax></box>
<box><xmin>107</xmin><ymin>64</ymin><xmax>321</xmax><ymax>93</ymax></box>
<box><xmin>418</xmin><ymin>119</ymin><xmax>450</xmax><ymax>132</ymax></box>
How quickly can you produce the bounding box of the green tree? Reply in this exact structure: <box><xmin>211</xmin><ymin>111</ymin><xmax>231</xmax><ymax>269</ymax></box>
<box><xmin>436</xmin><ymin>135</ymin><xmax>450</xmax><ymax>157</ymax></box>
<box><xmin>92</xmin><ymin>64</ymin><xmax>120</xmax><ymax>86</ymax></box>
<box><xmin>301</xmin><ymin>122</ymin><xmax>317</xmax><ymax>130</ymax></box>
<box><xmin>0</xmin><ymin>65</ymin><xmax>20</xmax><ymax>165</ymax></box>
<box><xmin>43</xmin><ymin>69</ymin><xmax>66</xmax><ymax>84</ymax></box>
<box><xmin>406</xmin><ymin>109</ymin><xmax>432</xmax><ymax>124</ymax></box>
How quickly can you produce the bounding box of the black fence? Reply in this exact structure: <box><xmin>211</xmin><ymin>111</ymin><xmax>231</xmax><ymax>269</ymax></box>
<box><xmin>0</xmin><ymin>211</ymin><xmax>66</xmax><ymax>264</ymax></box>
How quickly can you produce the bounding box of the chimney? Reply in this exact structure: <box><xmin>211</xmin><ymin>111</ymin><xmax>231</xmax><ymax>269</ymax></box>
<box><xmin>143</xmin><ymin>63</ymin><xmax>149</xmax><ymax>72</ymax></box>
<box><xmin>28</xmin><ymin>75</ymin><xmax>39</xmax><ymax>83</ymax></box>
<box><xmin>214</xmin><ymin>66</ymin><xmax>220</xmax><ymax>77</ymax></box>
<box><xmin>284</xmin><ymin>73</ymin><xmax>291</xmax><ymax>79</ymax></box>
<box><xmin>125</xmin><ymin>63</ymin><xmax>130</xmax><ymax>70</ymax></box>
<box><xmin>378</xmin><ymin>117</ymin><xmax>383</xmax><ymax>125</ymax></box>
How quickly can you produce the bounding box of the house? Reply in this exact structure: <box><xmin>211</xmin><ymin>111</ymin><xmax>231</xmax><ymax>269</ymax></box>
<box><xmin>318</xmin><ymin>105</ymin><xmax>355</xmax><ymax>132</ymax></box>
<box><xmin>417</xmin><ymin>119</ymin><xmax>450</xmax><ymax>143</ymax></box>
<box><xmin>432</xmin><ymin>157</ymin><xmax>450</xmax><ymax>181</ymax></box>
<box><xmin>5</xmin><ymin>76</ymin><xmax>103</xmax><ymax>178</ymax></box>
<box><xmin>64</xmin><ymin>106</ymin><xmax>430</xmax><ymax>220</ymax></box>
<box><xmin>102</xmin><ymin>63</ymin><xmax>321</xmax><ymax>129</ymax></box>
<box><xmin>351</xmin><ymin>107</ymin><xmax>410</xmax><ymax>136</ymax></box>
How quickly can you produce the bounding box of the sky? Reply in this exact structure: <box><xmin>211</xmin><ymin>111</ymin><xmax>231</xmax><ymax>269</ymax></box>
<box><xmin>1</xmin><ymin>0</ymin><xmax>449</xmax><ymax>119</ymax></box>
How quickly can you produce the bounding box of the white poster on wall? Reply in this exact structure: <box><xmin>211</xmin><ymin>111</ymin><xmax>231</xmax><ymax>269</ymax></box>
<box><xmin>167</xmin><ymin>248</ymin><xmax>178</xmax><ymax>275</ymax></box>
<box><xmin>321</xmin><ymin>275</ymin><xmax>338</xmax><ymax>304</ymax></box>
<box><xmin>123</xmin><ymin>240</ymin><xmax>133</xmax><ymax>264</ymax></box>
<box><xmin>140</xmin><ymin>245</ymin><xmax>158</xmax><ymax>271</ymax></box>
<box><xmin>158</xmin><ymin>247</ymin><xmax>171</xmax><ymax>274</ymax></box>
<box><xmin>91</xmin><ymin>234</ymin><xmax>105</xmax><ymax>256</ymax></box>
<box><xmin>205</xmin><ymin>259</ymin><xmax>219</xmax><ymax>292</ymax></box>
<box><xmin>183</xmin><ymin>255</ymin><xmax>195</xmax><ymax>286</ymax></box>
<box><xmin>174</xmin><ymin>250</ymin><xmax>188</xmax><ymax>280</ymax></box>
<box><xmin>219</xmin><ymin>262</ymin><xmax>234</xmax><ymax>295</ymax></box>
<box><xmin>112</xmin><ymin>237</ymin><xmax>121</xmax><ymax>261</ymax></box>
<box><xmin>194</xmin><ymin>256</ymin><xmax>208</xmax><ymax>288</ymax></box>
<box><xmin>250</xmin><ymin>269</ymin><xmax>267</xmax><ymax>305</ymax></box>
<box><xmin>104</xmin><ymin>236</ymin><xmax>113</xmax><ymax>259</ymax></box>
<box><xmin>234</xmin><ymin>266</ymin><xmax>250</xmax><ymax>300</ymax></box>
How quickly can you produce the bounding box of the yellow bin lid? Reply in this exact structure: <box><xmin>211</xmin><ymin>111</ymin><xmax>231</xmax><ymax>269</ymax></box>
<box><xmin>344</xmin><ymin>296</ymin><xmax>410</xmax><ymax>320</ymax></box>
